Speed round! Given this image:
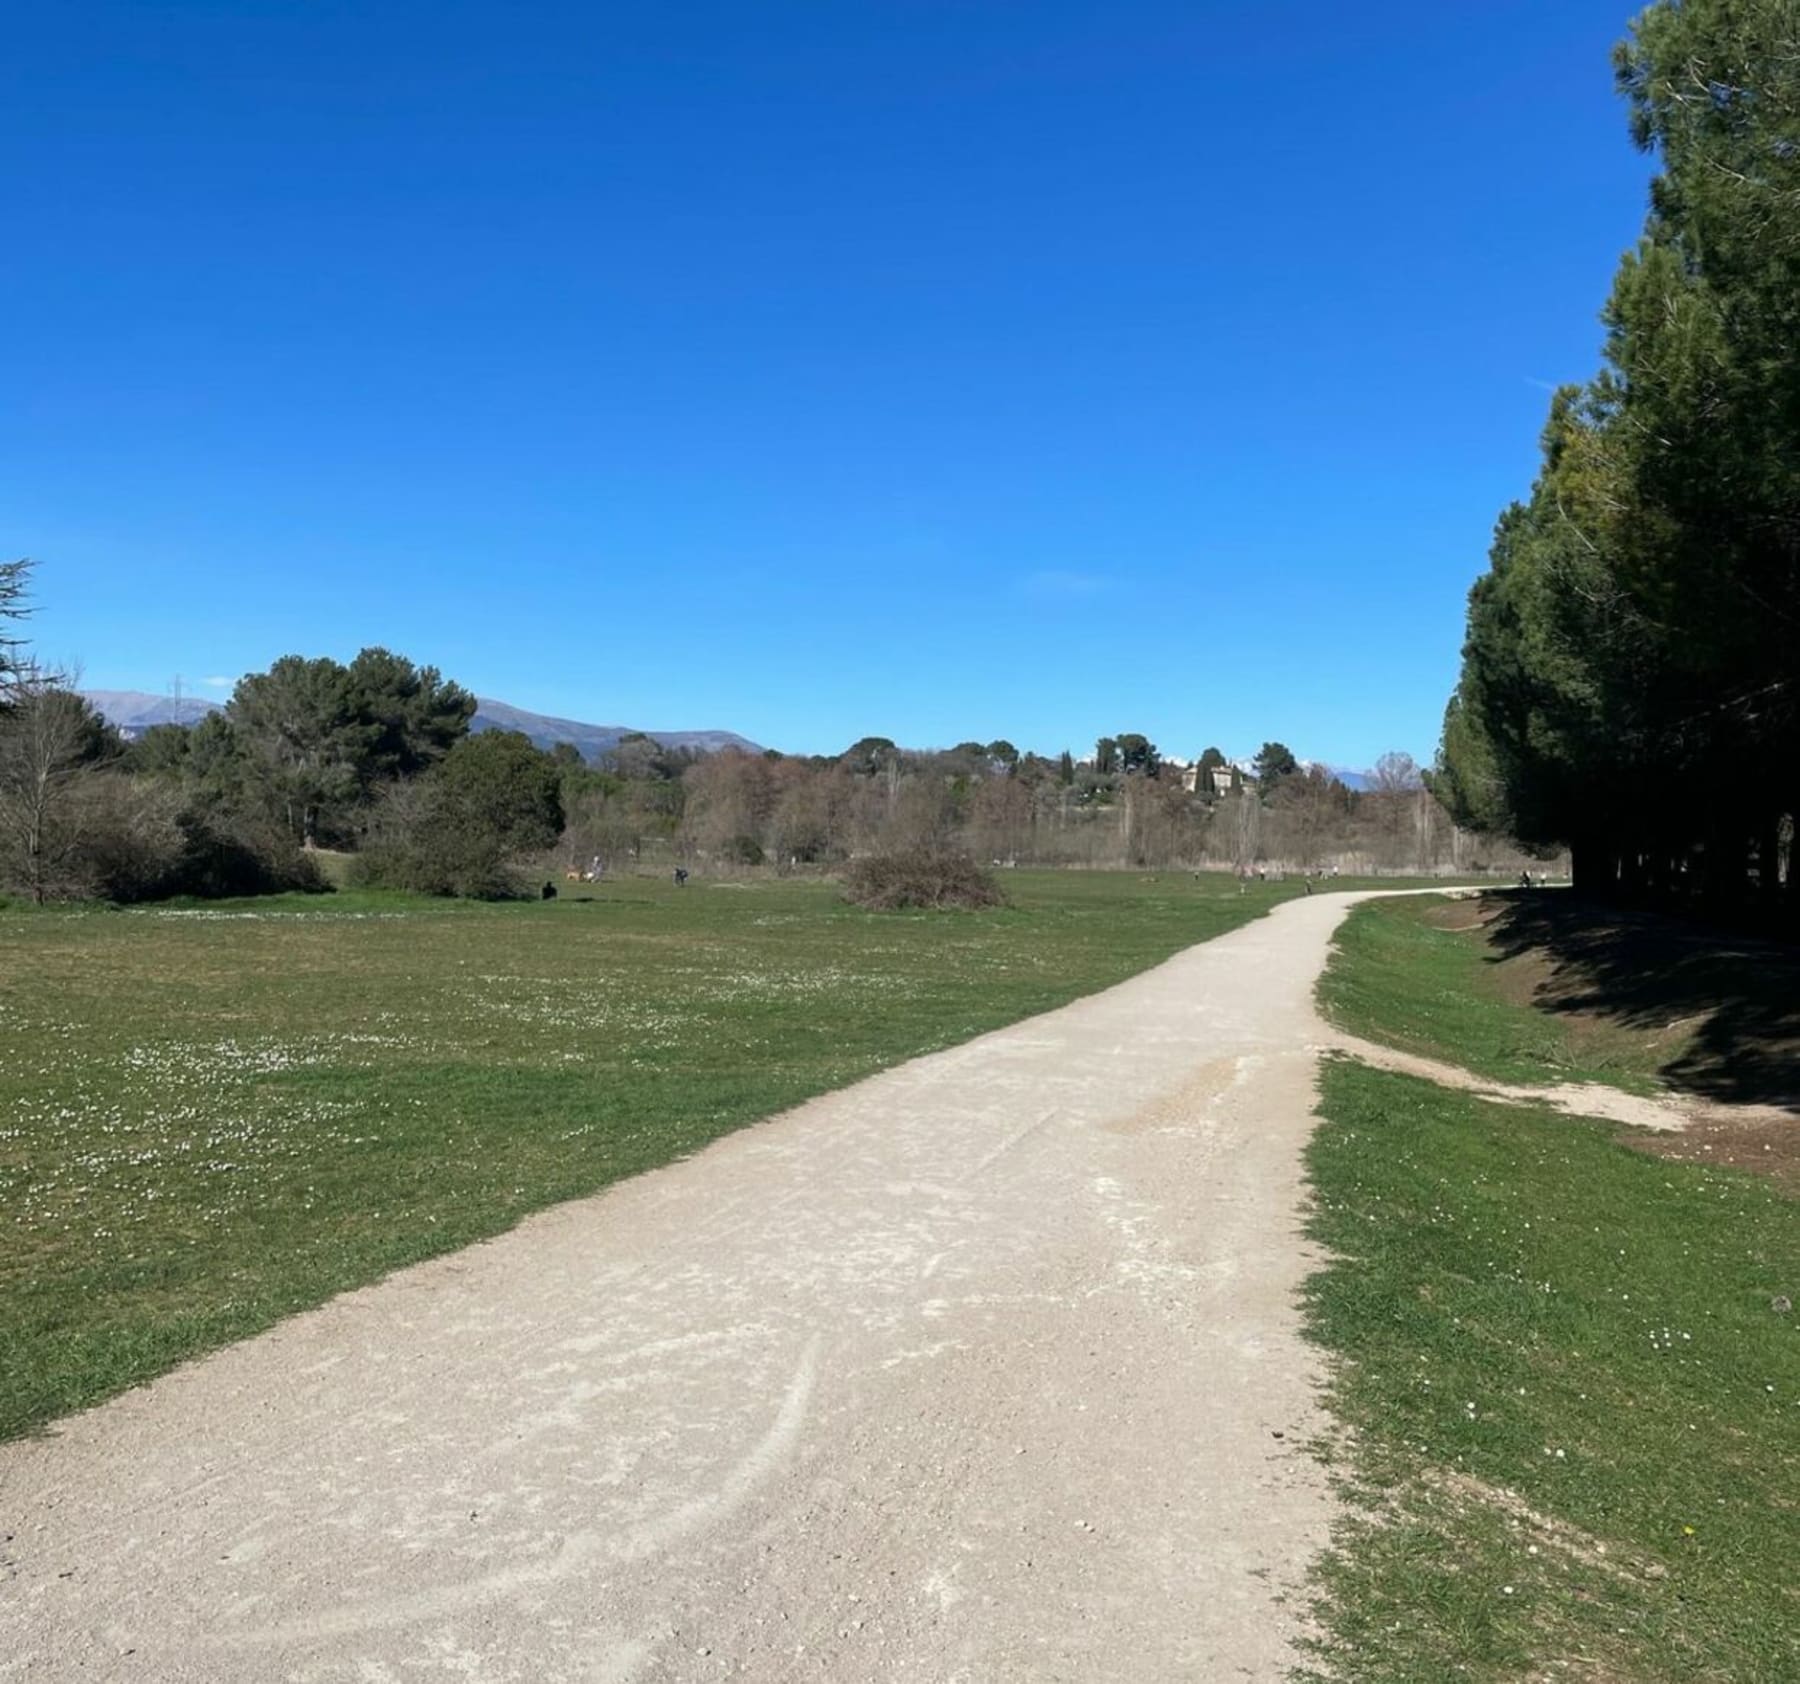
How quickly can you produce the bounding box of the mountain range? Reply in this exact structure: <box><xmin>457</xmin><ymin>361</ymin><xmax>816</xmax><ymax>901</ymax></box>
<box><xmin>82</xmin><ymin>692</ymin><xmax>1384</xmax><ymax>785</ymax></box>
<box><xmin>1302</xmin><ymin>761</ymin><xmax>1374</xmax><ymax>792</ymax></box>
<box><xmin>82</xmin><ymin>691</ymin><xmax>762</xmax><ymax>760</ymax></box>
<box><xmin>464</xmin><ymin>698</ymin><xmax>759</xmax><ymax>760</ymax></box>
<box><xmin>83</xmin><ymin>690</ymin><xmax>224</xmax><ymax>731</ymax></box>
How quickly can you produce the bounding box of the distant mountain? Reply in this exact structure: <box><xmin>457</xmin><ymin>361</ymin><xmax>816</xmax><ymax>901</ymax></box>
<box><xmin>83</xmin><ymin>689</ymin><xmax>761</xmax><ymax>760</ymax></box>
<box><xmin>469</xmin><ymin>698</ymin><xmax>761</xmax><ymax>760</ymax></box>
<box><xmin>1223</xmin><ymin>755</ymin><xmax>1375</xmax><ymax>792</ymax></box>
<box><xmin>1311</xmin><ymin>763</ymin><xmax>1374</xmax><ymax>792</ymax></box>
<box><xmin>83</xmin><ymin>692</ymin><xmax>1371</xmax><ymax>778</ymax></box>
<box><xmin>82</xmin><ymin>691</ymin><xmax>221</xmax><ymax>736</ymax></box>
<box><xmin>464</xmin><ymin>698</ymin><xmax>759</xmax><ymax>755</ymax></box>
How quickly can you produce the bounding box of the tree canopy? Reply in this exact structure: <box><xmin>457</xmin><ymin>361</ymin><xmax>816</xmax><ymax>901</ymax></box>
<box><xmin>1438</xmin><ymin>0</ymin><xmax>1799</xmax><ymax>923</ymax></box>
<box><xmin>224</xmin><ymin>648</ymin><xmax>477</xmax><ymax>846</ymax></box>
<box><xmin>1253</xmin><ymin>742</ymin><xmax>1298</xmax><ymax>787</ymax></box>
<box><xmin>1115</xmin><ymin>733</ymin><xmax>1160</xmax><ymax>776</ymax></box>
<box><xmin>0</xmin><ymin>558</ymin><xmax>32</xmax><ymax>692</ymax></box>
<box><xmin>347</xmin><ymin>647</ymin><xmax>476</xmax><ymax>781</ymax></box>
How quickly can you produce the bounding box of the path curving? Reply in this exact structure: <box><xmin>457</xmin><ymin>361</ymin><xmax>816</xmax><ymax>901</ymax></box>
<box><xmin>1315</xmin><ymin>1032</ymin><xmax>1699</xmax><ymax>1132</ymax></box>
<box><xmin>1</xmin><ymin>891</ymin><xmax>1405</xmax><ymax>1683</ymax></box>
<box><xmin>1317</xmin><ymin>1029</ymin><xmax>1795</xmax><ymax>1139</ymax></box>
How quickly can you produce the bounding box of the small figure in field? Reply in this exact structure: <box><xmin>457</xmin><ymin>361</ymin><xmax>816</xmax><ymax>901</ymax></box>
<box><xmin>588</xmin><ymin>854</ymin><xmax>604</xmax><ymax>882</ymax></box>
<box><xmin>1519</xmin><ymin>870</ymin><xmax>1532</xmax><ymax>889</ymax></box>
<box><xmin>541</xmin><ymin>880</ymin><xmax>558</xmax><ymax>901</ymax></box>
<box><xmin>1304</xmin><ymin>874</ymin><xmax>1313</xmax><ymax>895</ymax></box>
<box><xmin>673</xmin><ymin>866</ymin><xmax>689</xmax><ymax>887</ymax></box>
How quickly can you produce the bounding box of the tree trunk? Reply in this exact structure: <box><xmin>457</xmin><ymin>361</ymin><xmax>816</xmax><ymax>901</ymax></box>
<box><xmin>1570</xmin><ymin>837</ymin><xmax>1613</xmax><ymax>898</ymax></box>
<box><xmin>1756</xmin><ymin>815</ymin><xmax>1781</xmax><ymax>917</ymax></box>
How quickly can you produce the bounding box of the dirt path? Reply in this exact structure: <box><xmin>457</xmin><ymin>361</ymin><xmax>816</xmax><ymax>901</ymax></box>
<box><xmin>1317</xmin><ymin>1029</ymin><xmax>1796</xmax><ymax>1139</ymax></box>
<box><xmin>1</xmin><ymin>891</ymin><xmax>1400</xmax><ymax>1683</ymax></box>
<box><xmin>1316</xmin><ymin>1032</ymin><xmax>1700</xmax><ymax>1133</ymax></box>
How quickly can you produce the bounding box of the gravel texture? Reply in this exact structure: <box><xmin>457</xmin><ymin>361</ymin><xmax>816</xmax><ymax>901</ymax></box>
<box><xmin>0</xmin><ymin>892</ymin><xmax>1403</xmax><ymax>1682</ymax></box>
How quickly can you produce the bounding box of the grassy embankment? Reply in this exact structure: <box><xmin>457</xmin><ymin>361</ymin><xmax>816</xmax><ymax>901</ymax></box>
<box><xmin>1304</xmin><ymin>892</ymin><xmax>1800</xmax><ymax>1683</ymax></box>
<box><xmin>1318</xmin><ymin>893</ymin><xmax>1673</xmax><ymax>1093</ymax></box>
<box><xmin>3</xmin><ymin>868</ymin><xmax>1400</xmax><ymax>1441</ymax></box>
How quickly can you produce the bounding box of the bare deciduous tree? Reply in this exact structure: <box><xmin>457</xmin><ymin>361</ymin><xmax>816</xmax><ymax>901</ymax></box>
<box><xmin>0</xmin><ymin>678</ymin><xmax>108</xmax><ymax>902</ymax></box>
<box><xmin>1266</xmin><ymin>768</ymin><xmax>1349</xmax><ymax>869</ymax></box>
<box><xmin>970</xmin><ymin>773</ymin><xmax>1034</xmax><ymax>863</ymax></box>
<box><xmin>680</xmin><ymin>750</ymin><xmax>775</xmax><ymax>863</ymax></box>
<box><xmin>1371</xmin><ymin>750</ymin><xmax>1423</xmax><ymax>793</ymax></box>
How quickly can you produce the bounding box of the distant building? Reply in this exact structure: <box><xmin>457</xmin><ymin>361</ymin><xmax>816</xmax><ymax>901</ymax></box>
<box><xmin>1178</xmin><ymin>762</ymin><xmax>1249</xmax><ymax>797</ymax></box>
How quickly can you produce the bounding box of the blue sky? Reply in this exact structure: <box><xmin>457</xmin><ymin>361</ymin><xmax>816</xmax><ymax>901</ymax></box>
<box><xmin>6</xmin><ymin>1</ymin><xmax>1650</xmax><ymax>764</ymax></box>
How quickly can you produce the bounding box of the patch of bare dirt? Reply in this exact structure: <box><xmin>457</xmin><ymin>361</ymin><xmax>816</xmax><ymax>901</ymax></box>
<box><xmin>1483</xmin><ymin>892</ymin><xmax>1800</xmax><ymax>1113</ymax></box>
<box><xmin>1451</xmin><ymin>892</ymin><xmax>1800</xmax><ymax>1193</ymax></box>
<box><xmin>1320</xmin><ymin>1035</ymin><xmax>1697</xmax><ymax>1134</ymax></box>
<box><xmin>1425</xmin><ymin>900</ymin><xmax>1494</xmax><ymax>936</ymax></box>
<box><xmin>1430</xmin><ymin>1471</ymin><xmax>1656</xmax><ymax>1586</ymax></box>
<box><xmin>1625</xmin><ymin>1112</ymin><xmax>1800</xmax><ymax>1199</ymax></box>
<box><xmin>1527</xmin><ymin>1660</ymin><xmax>1646</xmax><ymax>1684</ymax></box>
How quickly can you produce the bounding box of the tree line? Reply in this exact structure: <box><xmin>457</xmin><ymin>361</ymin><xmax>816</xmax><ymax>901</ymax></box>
<box><xmin>566</xmin><ymin>737</ymin><xmax>1524</xmax><ymax>879</ymax></box>
<box><xmin>2</xmin><ymin>561</ymin><xmax>1537</xmax><ymax>903</ymax></box>
<box><xmin>1436</xmin><ymin>0</ymin><xmax>1798</xmax><ymax>930</ymax></box>
<box><xmin>0</xmin><ymin>568</ymin><xmax>564</xmax><ymax>902</ymax></box>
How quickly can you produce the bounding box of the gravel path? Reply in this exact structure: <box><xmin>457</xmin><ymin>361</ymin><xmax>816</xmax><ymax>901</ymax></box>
<box><xmin>1</xmin><ymin>891</ymin><xmax>1394</xmax><ymax>1683</ymax></box>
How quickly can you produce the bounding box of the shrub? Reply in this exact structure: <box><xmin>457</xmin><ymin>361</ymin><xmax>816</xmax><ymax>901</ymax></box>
<box><xmin>73</xmin><ymin>775</ymin><xmax>183</xmax><ymax>901</ymax></box>
<box><xmin>159</xmin><ymin>808</ymin><xmax>327</xmax><ymax>900</ymax></box>
<box><xmin>840</xmin><ymin>848</ymin><xmax>1007</xmax><ymax>911</ymax></box>
<box><xmin>79</xmin><ymin>783</ymin><xmax>325</xmax><ymax>903</ymax></box>
<box><xmin>353</xmin><ymin>734</ymin><xmax>565</xmax><ymax>899</ymax></box>
<box><xmin>349</xmin><ymin>781</ymin><xmax>508</xmax><ymax>898</ymax></box>
<box><xmin>353</xmin><ymin>832</ymin><xmax>522</xmax><ymax>900</ymax></box>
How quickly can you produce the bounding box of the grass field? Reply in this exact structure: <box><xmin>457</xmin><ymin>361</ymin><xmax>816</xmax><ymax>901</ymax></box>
<box><xmin>1317</xmin><ymin>892</ymin><xmax>1672</xmax><ymax>1093</ymax></box>
<box><xmin>2</xmin><ymin>867</ymin><xmax>1386</xmax><ymax>1442</ymax></box>
<box><xmin>1305</xmin><ymin>898</ymin><xmax>1800</xmax><ymax>1682</ymax></box>
<box><xmin>1319</xmin><ymin>889</ymin><xmax>1800</xmax><ymax>1110</ymax></box>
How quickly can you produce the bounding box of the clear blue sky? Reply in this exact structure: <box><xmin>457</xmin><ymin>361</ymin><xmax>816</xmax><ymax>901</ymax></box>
<box><xmin>6</xmin><ymin>1</ymin><xmax>1650</xmax><ymax>764</ymax></box>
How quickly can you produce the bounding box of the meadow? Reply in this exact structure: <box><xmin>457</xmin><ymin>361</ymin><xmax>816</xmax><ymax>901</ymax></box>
<box><xmin>1305</xmin><ymin>894</ymin><xmax>1800</xmax><ymax>1682</ymax></box>
<box><xmin>3</xmin><ymin>868</ymin><xmax>1359</xmax><ymax>1440</ymax></box>
<box><xmin>1318</xmin><ymin>891</ymin><xmax>1675</xmax><ymax>1092</ymax></box>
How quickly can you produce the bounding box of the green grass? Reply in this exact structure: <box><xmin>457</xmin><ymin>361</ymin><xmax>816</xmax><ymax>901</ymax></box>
<box><xmin>1303</xmin><ymin>1062</ymin><xmax>1800</xmax><ymax>1674</ymax></box>
<box><xmin>1318</xmin><ymin>893</ymin><xmax>1671</xmax><ymax>1093</ymax></box>
<box><xmin>1</xmin><ymin>868</ymin><xmax>1407</xmax><ymax>1441</ymax></box>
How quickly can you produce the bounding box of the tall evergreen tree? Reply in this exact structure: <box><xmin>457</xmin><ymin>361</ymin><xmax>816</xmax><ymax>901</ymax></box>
<box><xmin>1441</xmin><ymin>0</ymin><xmax>1800</xmax><ymax>918</ymax></box>
<box><xmin>0</xmin><ymin>558</ymin><xmax>33</xmax><ymax>693</ymax></box>
<box><xmin>347</xmin><ymin>647</ymin><xmax>476</xmax><ymax>781</ymax></box>
<box><xmin>1253</xmin><ymin>742</ymin><xmax>1298</xmax><ymax>788</ymax></box>
<box><xmin>228</xmin><ymin>657</ymin><xmax>373</xmax><ymax>847</ymax></box>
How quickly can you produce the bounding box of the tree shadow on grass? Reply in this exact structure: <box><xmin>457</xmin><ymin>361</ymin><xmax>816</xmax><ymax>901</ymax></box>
<box><xmin>1483</xmin><ymin>891</ymin><xmax>1800</xmax><ymax>1113</ymax></box>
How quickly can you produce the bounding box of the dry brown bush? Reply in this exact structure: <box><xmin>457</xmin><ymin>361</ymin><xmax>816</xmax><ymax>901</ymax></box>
<box><xmin>840</xmin><ymin>848</ymin><xmax>1006</xmax><ymax>911</ymax></box>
